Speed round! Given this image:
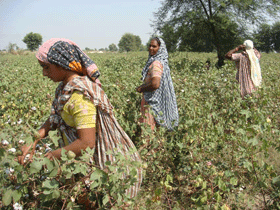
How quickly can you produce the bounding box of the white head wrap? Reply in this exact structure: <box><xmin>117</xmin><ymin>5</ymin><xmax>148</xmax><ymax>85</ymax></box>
<box><xmin>243</xmin><ymin>40</ymin><xmax>262</xmax><ymax>87</ymax></box>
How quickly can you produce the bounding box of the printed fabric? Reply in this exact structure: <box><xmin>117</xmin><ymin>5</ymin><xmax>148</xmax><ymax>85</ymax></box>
<box><xmin>232</xmin><ymin>49</ymin><xmax>261</xmax><ymax>98</ymax></box>
<box><xmin>61</xmin><ymin>91</ymin><xmax>96</xmax><ymax>129</ymax></box>
<box><xmin>36</xmin><ymin>38</ymin><xmax>100</xmax><ymax>81</ymax></box>
<box><xmin>140</xmin><ymin>61</ymin><xmax>163</xmax><ymax>130</ymax></box>
<box><xmin>49</xmin><ymin>76</ymin><xmax>142</xmax><ymax>198</ymax></box>
<box><xmin>141</xmin><ymin>38</ymin><xmax>179</xmax><ymax>131</ymax></box>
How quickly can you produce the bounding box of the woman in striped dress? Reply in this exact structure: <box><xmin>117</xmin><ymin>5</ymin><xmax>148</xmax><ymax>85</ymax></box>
<box><xmin>136</xmin><ymin>37</ymin><xmax>179</xmax><ymax>131</ymax></box>
<box><xmin>225</xmin><ymin>40</ymin><xmax>262</xmax><ymax>98</ymax></box>
<box><xmin>18</xmin><ymin>38</ymin><xmax>142</xmax><ymax>204</ymax></box>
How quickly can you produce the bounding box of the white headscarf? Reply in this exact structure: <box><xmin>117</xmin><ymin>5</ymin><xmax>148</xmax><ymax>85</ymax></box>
<box><xmin>244</xmin><ymin>40</ymin><xmax>262</xmax><ymax>87</ymax></box>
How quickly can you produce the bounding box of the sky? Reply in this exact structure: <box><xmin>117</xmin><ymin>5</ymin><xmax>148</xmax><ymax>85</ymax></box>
<box><xmin>0</xmin><ymin>0</ymin><xmax>161</xmax><ymax>50</ymax></box>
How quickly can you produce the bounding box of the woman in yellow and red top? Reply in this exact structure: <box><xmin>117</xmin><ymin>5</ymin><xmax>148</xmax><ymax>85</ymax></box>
<box><xmin>18</xmin><ymin>38</ymin><xmax>142</xmax><ymax>202</ymax></box>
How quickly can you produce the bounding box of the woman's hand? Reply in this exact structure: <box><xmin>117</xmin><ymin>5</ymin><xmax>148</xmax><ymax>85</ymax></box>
<box><xmin>17</xmin><ymin>139</ymin><xmax>40</xmax><ymax>165</ymax></box>
<box><xmin>237</xmin><ymin>44</ymin><xmax>245</xmax><ymax>51</ymax></box>
<box><xmin>18</xmin><ymin>118</ymin><xmax>52</xmax><ymax>165</ymax></box>
<box><xmin>17</xmin><ymin>143</ymin><xmax>32</xmax><ymax>165</ymax></box>
<box><xmin>136</xmin><ymin>86</ymin><xmax>142</xmax><ymax>93</ymax></box>
<box><xmin>225</xmin><ymin>45</ymin><xmax>245</xmax><ymax>60</ymax></box>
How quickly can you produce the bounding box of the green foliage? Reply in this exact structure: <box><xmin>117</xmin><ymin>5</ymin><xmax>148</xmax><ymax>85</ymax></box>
<box><xmin>22</xmin><ymin>32</ymin><xmax>42</xmax><ymax>52</ymax></box>
<box><xmin>154</xmin><ymin>0</ymin><xmax>280</xmax><ymax>65</ymax></box>
<box><xmin>271</xmin><ymin>21</ymin><xmax>280</xmax><ymax>52</ymax></box>
<box><xmin>1</xmin><ymin>52</ymin><xmax>280</xmax><ymax>209</ymax></box>
<box><xmin>108</xmin><ymin>43</ymin><xmax>118</xmax><ymax>52</ymax></box>
<box><xmin>253</xmin><ymin>21</ymin><xmax>280</xmax><ymax>53</ymax></box>
<box><xmin>7</xmin><ymin>43</ymin><xmax>18</xmax><ymax>54</ymax></box>
<box><xmin>160</xmin><ymin>24</ymin><xmax>178</xmax><ymax>52</ymax></box>
<box><xmin>253</xmin><ymin>23</ymin><xmax>273</xmax><ymax>53</ymax></box>
<box><xmin>118</xmin><ymin>33</ymin><xmax>142</xmax><ymax>52</ymax></box>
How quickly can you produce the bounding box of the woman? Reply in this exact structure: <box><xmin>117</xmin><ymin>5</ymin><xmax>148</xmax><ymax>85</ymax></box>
<box><xmin>136</xmin><ymin>37</ymin><xmax>179</xmax><ymax>131</ymax></box>
<box><xmin>18</xmin><ymin>38</ymin><xmax>142</xmax><ymax>200</ymax></box>
<box><xmin>225</xmin><ymin>40</ymin><xmax>262</xmax><ymax>98</ymax></box>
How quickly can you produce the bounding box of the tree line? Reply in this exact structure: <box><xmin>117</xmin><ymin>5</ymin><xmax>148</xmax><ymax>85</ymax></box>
<box><xmin>4</xmin><ymin>0</ymin><xmax>280</xmax><ymax>67</ymax></box>
<box><xmin>153</xmin><ymin>0</ymin><xmax>280</xmax><ymax>66</ymax></box>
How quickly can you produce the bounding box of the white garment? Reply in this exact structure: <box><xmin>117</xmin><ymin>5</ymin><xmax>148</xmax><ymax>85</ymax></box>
<box><xmin>244</xmin><ymin>40</ymin><xmax>262</xmax><ymax>87</ymax></box>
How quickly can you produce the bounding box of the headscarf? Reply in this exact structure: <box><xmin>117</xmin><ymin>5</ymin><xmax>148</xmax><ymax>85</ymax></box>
<box><xmin>36</xmin><ymin>38</ymin><xmax>100</xmax><ymax>81</ymax></box>
<box><xmin>142</xmin><ymin>38</ymin><xmax>179</xmax><ymax>130</ymax></box>
<box><xmin>244</xmin><ymin>40</ymin><xmax>262</xmax><ymax>87</ymax></box>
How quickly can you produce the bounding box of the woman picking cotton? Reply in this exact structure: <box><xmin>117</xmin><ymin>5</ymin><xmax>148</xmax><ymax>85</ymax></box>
<box><xmin>18</xmin><ymin>38</ymin><xmax>142</xmax><ymax>206</ymax></box>
<box><xmin>225</xmin><ymin>40</ymin><xmax>262</xmax><ymax>98</ymax></box>
<box><xmin>136</xmin><ymin>37</ymin><xmax>179</xmax><ymax>131</ymax></box>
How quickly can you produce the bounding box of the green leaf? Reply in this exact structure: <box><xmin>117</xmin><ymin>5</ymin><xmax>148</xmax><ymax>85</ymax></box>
<box><xmin>90</xmin><ymin>168</ymin><xmax>104</xmax><ymax>181</ymax></box>
<box><xmin>60</xmin><ymin>148</ymin><xmax>68</xmax><ymax>161</ymax></box>
<box><xmin>52</xmin><ymin>190</ymin><xmax>60</xmax><ymax>199</ymax></box>
<box><xmin>66</xmin><ymin>202</ymin><xmax>74</xmax><ymax>208</ymax></box>
<box><xmin>42</xmin><ymin>179</ymin><xmax>59</xmax><ymax>189</ymax></box>
<box><xmin>2</xmin><ymin>189</ymin><xmax>12</xmax><ymax>206</ymax></box>
<box><xmin>177</xmin><ymin>142</ymin><xmax>183</xmax><ymax>149</ymax></box>
<box><xmin>12</xmin><ymin>190</ymin><xmax>22</xmax><ymax>202</ymax></box>
<box><xmin>230</xmin><ymin>177</ymin><xmax>238</xmax><ymax>186</ymax></box>
<box><xmin>202</xmin><ymin>181</ymin><xmax>207</xmax><ymax>189</ymax></box>
<box><xmin>30</xmin><ymin>160</ymin><xmax>43</xmax><ymax>174</ymax></box>
<box><xmin>243</xmin><ymin>161</ymin><xmax>253</xmax><ymax>172</ymax></box>
<box><xmin>43</xmin><ymin>190</ymin><xmax>53</xmax><ymax>195</ymax></box>
<box><xmin>272</xmin><ymin>176</ymin><xmax>280</xmax><ymax>187</ymax></box>
<box><xmin>155</xmin><ymin>188</ymin><xmax>161</xmax><ymax>196</ymax></box>
<box><xmin>240</xmin><ymin>110</ymin><xmax>251</xmax><ymax>118</ymax></box>
<box><xmin>48</xmin><ymin>131</ymin><xmax>59</xmax><ymax>147</ymax></box>
<box><xmin>200</xmin><ymin>195</ymin><xmax>207</xmax><ymax>203</ymax></box>
<box><xmin>49</xmin><ymin>167</ymin><xmax>59</xmax><ymax>177</ymax></box>
<box><xmin>103</xmin><ymin>194</ymin><xmax>110</xmax><ymax>205</ymax></box>
<box><xmin>215</xmin><ymin>191</ymin><xmax>222</xmax><ymax>202</ymax></box>
<box><xmin>90</xmin><ymin>181</ymin><xmax>99</xmax><ymax>190</ymax></box>
<box><xmin>44</xmin><ymin>158</ymin><xmax>54</xmax><ymax>171</ymax></box>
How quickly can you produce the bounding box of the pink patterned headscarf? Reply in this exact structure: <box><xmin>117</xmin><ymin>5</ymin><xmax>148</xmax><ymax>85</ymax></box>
<box><xmin>36</xmin><ymin>38</ymin><xmax>100</xmax><ymax>81</ymax></box>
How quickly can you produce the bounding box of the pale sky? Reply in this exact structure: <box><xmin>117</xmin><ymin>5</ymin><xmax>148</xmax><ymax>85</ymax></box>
<box><xmin>0</xmin><ymin>0</ymin><xmax>161</xmax><ymax>50</ymax></box>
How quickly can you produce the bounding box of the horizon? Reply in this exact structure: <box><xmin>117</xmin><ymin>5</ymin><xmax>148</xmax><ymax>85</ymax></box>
<box><xmin>0</xmin><ymin>0</ymin><xmax>161</xmax><ymax>51</ymax></box>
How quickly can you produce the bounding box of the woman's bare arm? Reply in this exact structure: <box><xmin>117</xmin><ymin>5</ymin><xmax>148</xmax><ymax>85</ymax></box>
<box><xmin>136</xmin><ymin>77</ymin><xmax>161</xmax><ymax>93</ymax></box>
<box><xmin>45</xmin><ymin>127</ymin><xmax>96</xmax><ymax>160</ymax></box>
<box><xmin>225</xmin><ymin>45</ymin><xmax>245</xmax><ymax>60</ymax></box>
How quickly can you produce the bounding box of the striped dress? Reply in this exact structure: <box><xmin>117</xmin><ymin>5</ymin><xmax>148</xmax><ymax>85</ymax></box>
<box><xmin>140</xmin><ymin>60</ymin><xmax>163</xmax><ymax>130</ymax></box>
<box><xmin>49</xmin><ymin>76</ymin><xmax>142</xmax><ymax>198</ymax></box>
<box><xmin>232</xmin><ymin>49</ymin><xmax>261</xmax><ymax>98</ymax></box>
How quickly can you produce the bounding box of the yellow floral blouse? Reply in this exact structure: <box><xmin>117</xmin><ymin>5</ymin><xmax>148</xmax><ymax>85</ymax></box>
<box><xmin>61</xmin><ymin>91</ymin><xmax>96</xmax><ymax>144</ymax></box>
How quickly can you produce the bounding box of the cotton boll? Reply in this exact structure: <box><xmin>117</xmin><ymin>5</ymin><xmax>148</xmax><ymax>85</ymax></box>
<box><xmin>2</xmin><ymin>140</ymin><xmax>9</xmax><ymax>146</ymax></box>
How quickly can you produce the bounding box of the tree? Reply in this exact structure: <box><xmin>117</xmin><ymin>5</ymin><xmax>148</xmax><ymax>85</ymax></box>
<box><xmin>108</xmin><ymin>43</ymin><xmax>118</xmax><ymax>52</ymax></box>
<box><xmin>139</xmin><ymin>44</ymin><xmax>146</xmax><ymax>51</ymax></box>
<box><xmin>118</xmin><ymin>33</ymin><xmax>142</xmax><ymax>52</ymax></box>
<box><xmin>160</xmin><ymin>24</ymin><xmax>178</xmax><ymax>52</ymax></box>
<box><xmin>272</xmin><ymin>21</ymin><xmax>280</xmax><ymax>52</ymax></box>
<box><xmin>154</xmin><ymin>0</ymin><xmax>280</xmax><ymax>66</ymax></box>
<box><xmin>22</xmin><ymin>32</ymin><xmax>42</xmax><ymax>51</ymax></box>
<box><xmin>253</xmin><ymin>24</ymin><xmax>272</xmax><ymax>53</ymax></box>
<box><xmin>7</xmin><ymin>43</ymin><xmax>18</xmax><ymax>53</ymax></box>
